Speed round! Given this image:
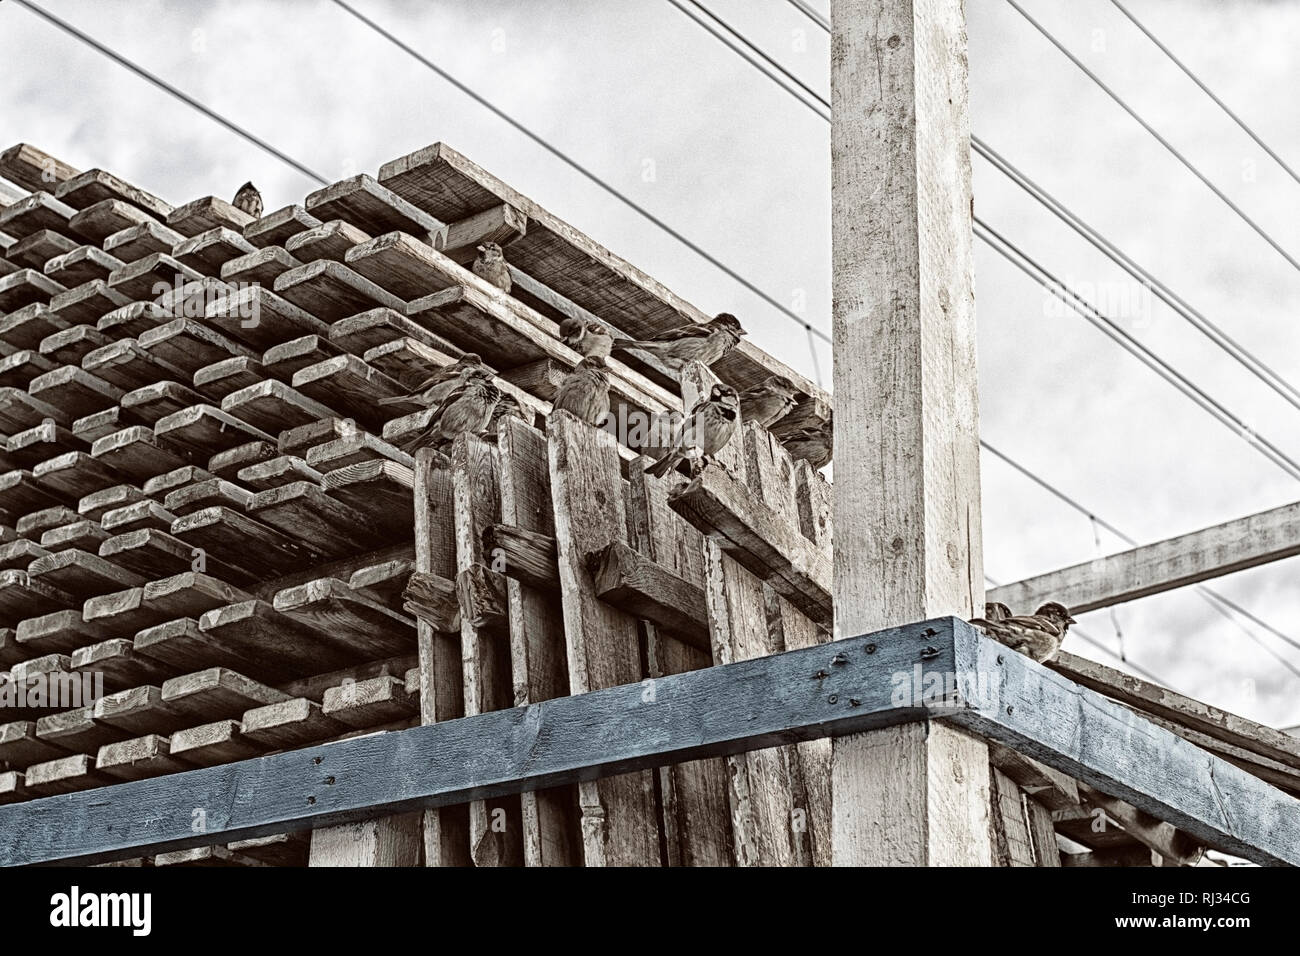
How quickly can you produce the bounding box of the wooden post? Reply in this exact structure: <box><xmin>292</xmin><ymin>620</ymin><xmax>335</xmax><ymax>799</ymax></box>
<box><xmin>830</xmin><ymin>0</ymin><xmax>992</xmax><ymax>864</ymax></box>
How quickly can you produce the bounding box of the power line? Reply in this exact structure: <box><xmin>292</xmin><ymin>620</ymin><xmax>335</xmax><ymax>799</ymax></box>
<box><xmin>976</xmin><ymin>216</ymin><xmax>1300</xmax><ymax>484</ymax></box>
<box><xmin>1109</xmin><ymin>0</ymin><xmax>1300</xmax><ymax>190</ymax></box>
<box><xmin>1004</xmin><ymin>0</ymin><xmax>1300</xmax><ymax>277</ymax></box>
<box><xmin>766</xmin><ymin>2</ymin><xmax>1300</xmax><ymax>427</ymax></box>
<box><xmin>667</xmin><ymin>0</ymin><xmax>829</xmax><ymax>118</ymax></box>
<box><xmin>8</xmin><ymin>0</ymin><xmax>328</xmax><ymax>185</ymax></box>
<box><xmin>783</xmin><ymin>0</ymin><xmax>1300</xmax><ymax>275</ymax></box>
<box><xmin>974</xmin><ymin>135</ymin><xmax>1300</xmax><ymax>417</ymax></box>
<box><xmin>782</xmin><ymin>0</ymin><xmax>829</xmax><ymax>32</ymax></box>
<box><xmin>329</xmin><ymin>0</ymin><xmax>832</xmax><ymax>348</ymax></box>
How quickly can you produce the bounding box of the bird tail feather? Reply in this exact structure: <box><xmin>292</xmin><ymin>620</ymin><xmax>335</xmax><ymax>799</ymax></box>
<box><xmin>644</xmin><ymin>453</ymin><xmax>675</xmax><ymax>478</ymax></box>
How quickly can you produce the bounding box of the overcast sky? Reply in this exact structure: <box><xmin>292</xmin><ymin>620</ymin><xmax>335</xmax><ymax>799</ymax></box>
<box><xmin>3</xmin><ymin>0</ymin><xmax>1299</xmax><ymax>726</ymax></box>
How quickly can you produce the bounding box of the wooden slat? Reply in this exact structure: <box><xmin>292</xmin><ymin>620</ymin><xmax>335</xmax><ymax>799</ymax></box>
<box><xmin>991</xmin><ymin>499</ymin><xmax>1300</xmax><ymax>615</ymax></box>
<box><xmin>376</xmin><ymin>143</ymin><xmax>827</xmax><ymax>420</ymax></box>
<box><xmin>411</xmin><ymin>448</ymin><xmax>471</xmax><ymax>866</ymax></box>
<box><xmin>546</xmin><ymin>410</ymin><xmax>659</xmax><ymax>865</ymax></box>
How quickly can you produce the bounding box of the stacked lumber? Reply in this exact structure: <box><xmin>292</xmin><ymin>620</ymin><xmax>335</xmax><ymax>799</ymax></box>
<box><xmin>8</xmin><ymin>141</ymin><xmax>1278</xmax><ymax>870</ymax></box>
<box><xmin>0</xmin><ymin>141</ymin><xmax>836</xmax><ymax>868</ymax></box>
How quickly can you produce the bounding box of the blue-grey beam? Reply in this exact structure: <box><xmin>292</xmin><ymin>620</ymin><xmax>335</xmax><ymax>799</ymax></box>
<box><xmin>1</xmin><ymin>617</ymin><xmax>1297</xmax><ymax>866</ymax></box>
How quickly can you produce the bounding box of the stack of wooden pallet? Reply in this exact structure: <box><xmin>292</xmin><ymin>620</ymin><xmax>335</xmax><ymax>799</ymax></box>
<box><xmin>0</xmin><ymin>141</ymin><xmax>837</xmax><ymax>866</ymax></box>
<box><xmin>4</xmin><ymin>140</ymin><xmax>1292</xmax><ymax>868</ymax></box>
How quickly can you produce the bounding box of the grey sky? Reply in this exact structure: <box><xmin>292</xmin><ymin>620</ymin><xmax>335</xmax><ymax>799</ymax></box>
<box><xmin>3</xmin><ymin>0</ymin><xmax>1299</xmax><ymax>724</ymax></box>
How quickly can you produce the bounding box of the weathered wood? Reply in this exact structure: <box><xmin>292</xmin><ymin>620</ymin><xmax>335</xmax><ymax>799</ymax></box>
<box><xmin>481</xmin><ymin>523</ymin><xmax>559</xmax><ymax>590</ymax></box>
<box><xmin>942</xmin><ymin>621</ymin><xmax>1300</xmax><ymax>866</ymax></box>
<box><xmin>588</xmin><ymin>541</ymin><xmax>709</xmax><ymax>650</ymax></box>
<box><xmin>285</xmin><ymin>219</ymin><xmax>371</xmax><ymax>264</ymax></box>
<box><xmin>669</xmin><ymin>465</ymin><xmax>831</xmax><ymax>627</ymax></box>
<box><xmin>411</xmin><ymin>448</ymin><xmax>471</xmax><ymax>866</ymax></box>
<box><xmin>378</xmin><ymin>143</ymin><xmax>825</xmax><ymax>421</ymax></box>
<box><xmin>449</xmin><ymin>434</ymin><xmax>522</xmax><ymax>866</ymax></box>
<box><xmin>990</xmin><ymin>767</ymin><xmax>1037</xmax><ymax>866</ymax></box>
<box><xmin>272</xmin><ymin>577</ymin><xmax>415</xmax><ymax>659</ymax></box>
<box><xmin>0</xmin><ymin>144</ymin><xmax>81</xmax><ymax>193</ymax></box>
<box><xmin>435</xmin><ymin>203</ymin><xmax>527</xmax><ymax>261</ymax></box>
<box><xmin>992</xmin><ymin>499</ymin><xmax>1300</xmax><ymax>615</ymax></box>
<box><xmin>306</xmin><ymin>174</ymin><xmax>444</xmax><ymax>241</ymax></box>
<box><xmin>829</xmin><ymin>0</ymin><xmax>990</xmax><ymax>867</ymax></box>
<box><xmin>1049</xmin><ymin>650</ymin><xmax>1300</xmax><ymax>773</ymax></box>
<box><xmin>54</xmin><ymin>167</ymin><xmax>172</xmax><ymax>219</ymax></box>
<box><xmin>547</xmin><ymin>410</ymin><xmax>660</xmax><ymax>865</ymax></box>
<box><xmin>243</xmin><ymin>205</ymin><xmax>322</xmax><ymax>249</ymax></box>
<box><xmin>626</xmin><ymin>445</ymin><xmax>733</xmax><ymax>867</ymax></box>
<box><xmin>0</xmin><ymin>619</ymin><xmax>940</xmax><ymax>864</ymax></box>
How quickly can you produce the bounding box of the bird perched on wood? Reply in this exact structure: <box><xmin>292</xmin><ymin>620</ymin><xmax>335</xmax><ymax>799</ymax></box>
<box><xmin>982</xmin><ymin>601</ymin><xmax>1012</xmax><ymax>622</ymax></box>
<box><xmin>232</xmin><ymin>182</ymin><xmax>263</xmax><ymax>218</ymax></box>
<box><xmin>783</xmin><ymin>415</ymin><xmax>833</xmax><ymax>470</ymax></box>
<box><xmin>610</xmin><ymin>312</ymin><xmax>746</xmax><ymax>370</ymax></box>
<box><xmin>379</xmin><ymin>353</ymin><xmax>487</xmax><ymax>409</ymax></box>
<box><xmin>559</xmin><ymin>316</ymin><xmax>614</xmax><ymax>360</ymax></box>
<box><xmin>739</xmin><ymin>375</ymin><xmax>798</xmax><ymax>428</ymax></box>
<box><xmin>552</xmin><ymin>356</ymin><xmax>611</xmax><ymax>426</ymax></box>
<box><xmin>485</xmin><ymin>392</ymin><xmax>526</xmax><ymax>435</ymax></box>
<box><xmin>472</xmin><ymin>241</ymin><xmax>512</xmax><ymax>293</ymax></box>
<box><xmin>645</xmin><ymin>383</ymin><xmax>740</xmax><ymax>478</ymax></box>
<box><xmin>969</xmin><ymin>601</ymin><xmax>1077</xmax><ymax>663</ymax></box>
<box><xmin>399</xmin><ymin>367</ymin><xmax>499</xmax><ymax>452</ymax></box>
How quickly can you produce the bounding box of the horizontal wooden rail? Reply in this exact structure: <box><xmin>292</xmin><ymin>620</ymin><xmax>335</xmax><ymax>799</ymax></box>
<box><xmin>2</xmin><ymin>617</ymin><xmax>1298</xmax><ymax>866</ymax></box>
<box><xmin>989</xmin><ymin>499</ymin><xmax>1300</xmax><ymax>614</ymax></box>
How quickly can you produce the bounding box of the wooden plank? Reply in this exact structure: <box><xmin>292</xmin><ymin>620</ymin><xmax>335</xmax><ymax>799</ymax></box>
<box><xmin>827</xmin><ymin>0</ymin><xmax>990</xmax><ymax>867</ymax></box>
<box><xmin>0</xmin><ymin>619</ymin><xmax>939</xmax><ymax>864</ymax></box>
<box><xmin>1048</xmin><ymin>650</ymin><xmax>1300</xmax><ymax>772</ymax></box>
<box><xmin>495</xmin><ymin>418</ymin><xmax>579</xmax><ymax>866</ymax></box>
<box><xmin>305</xmin><ymin>174</ymin><xmax>444</xmax><ymax>240</ymax></box>
<box><xmin>434</xmin><ymin>202</ymin><xmax>527</xmax><ymax>260</ymax></box>
<box><xmin>377</xmin><ymin>143</ymin><xmax>826</xmax><ymax>420</ymax></box>
<box><xmin>547</xmin><ymin>410</ymin><xmax>660</xmax><ymax>865</ymax></box>
<box><xmin>243</xmin><ymin>205</ymin><xmax>321</xmax><ymax>248</ymax></box>
<box><xmin>0</xmin><ymin>144</ymin><xmax>81</xmax><ymax>193</ymax></box>
<box><xmin>992</xmin><ymin>499</ymin><xmax>1300</xmax><ymax>615</ymax></box>
<box><xmin>274</xmin><ymin>259</ymin><xmax>406</xmax><ymax>321</ymax></box>
<box><xmin>589</xmin><ymin>541</ymin><xmax>709</xmax><ymax>651</ymax></box>
<box><xmin>411</xmin><ymin>447</ymin><xmax>471</xmax><ymax>867</ymax></box>
<box><xmin>53</xmin><ymin>168</ymin><xmax>172</xmax><ymax>219</ymax></box>
<box><xmin>626</xmin><ymin>444</ymin><xmax>733</xmax><ymax>867</ymax></box>
<box><xmin>284</xmin><ymin>219</ymin><xmax>371</xmax><ymax>264</ymax></box>
<box><xmin>272</xmin><ymin>578</ymin><xmax>414</xmax><ymax>659</ymax></box>
<box><xmin>669</xmin><ymin>464</ymin><xmax>831</xmax><ymax>627</ymax></box>
<box><xmin>945</xmin><ymin>621</ymin><xmax>1300</xmax><ymax>866</ymax></box>
<box><xmin>104</xmin><ymin>220</ymin><xmax>186</xmax><ymax>263</ymax></box>
<box><xmin>449</xmin><ymin>434</ymin><xmax>522</xmax><ymax>866</ymax></box>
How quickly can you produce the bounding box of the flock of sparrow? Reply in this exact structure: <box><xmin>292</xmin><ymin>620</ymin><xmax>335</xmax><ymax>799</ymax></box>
<box><xmin>239</xmin><ymin>179</ymin><xmax>831</xmax><ymax>478</ymax></box>
<box><xmin>239</xmin><ymin>183</ymin><xmax>1073</xmax><ymax>659</ymax></box>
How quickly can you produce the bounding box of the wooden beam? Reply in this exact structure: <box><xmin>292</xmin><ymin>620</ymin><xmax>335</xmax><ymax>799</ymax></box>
<box><xmin>588</xmin><ymin>541</ymin><xmax>710</xmax><ymax>651</ymax></box>
<box><xmin>945</xmin><ymin>622</ymin><xmax>1300</xmax><ymax>866</ymax></box>
<box><xmin>830</xmin><ymin>0</ymin><xmax>989</xmax><ymax>866</ymax></box>
<box><xmin>6</xmin><ymin>620</ymin><xmax>1298</xmax><ymax>867</ymax></box>
<box><xmin>991</xmin><ymin>499</ymin><xmax>1300</xmax><ymax>614</ymax></box>
<box><xmin>0</xmin><ymin>618</ymin><xmax>940</xmax><ymax>865</ymax></box>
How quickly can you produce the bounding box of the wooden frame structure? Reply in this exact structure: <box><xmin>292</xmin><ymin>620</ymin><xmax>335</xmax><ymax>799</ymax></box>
<box><xmin>0</xmin><ymin>0</ymin><xmax>1297</xmax><ymax>869</ymax></box>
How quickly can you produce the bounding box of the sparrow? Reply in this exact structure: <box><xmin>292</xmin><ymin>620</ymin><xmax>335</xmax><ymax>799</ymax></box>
<box><xmin>471</xmin><ymin>241</ymin><xmax>512</xmax><ymax>293</ymax></box>
<box><xmin>739</xmin><ymin>375</ymin><xmax>798</xmax><ymax>428</ymax></box>
<box><xmin>232</xmin><ymin>182</ymin><xmax>263</xmax><ymax>218</ymax></box>
<box><xmin>485</xmin><ymin>392</ymin><xmax>526</xmax><ymax>434</ymax></box>
<box><xmin>783</xmin><ymin>416</ymin><xmax>833</xmax><ymax>469</ymax></box>
<box><xmin>378</xmin><ymin>353</ymin><xmax>486</xmax><ymax>409</ymax></box>
<box><xmin>552</xmin><ymin>356</ymin><xmax>611</xmax><ymax>426</ymax></box>
<box><xmin>399</xmin><ymin>368</ymin><xmax>499</xmax><ymax>452</ymax></box>
<box><xmin>559</xmin><ymin>317</ymin><xmax>614</xmax><ymax>360</ymax></box>
<box><xmin>982</xmin><ymin>601</ymin><xmax>1012</xmax><ymax>622</ymax></box>
<box><xmin>610</xmin><ymin>313</ymin><xmax>746</xmax><ymax>370</ymax></box>
<box><xmin>969</xmin><ymin>601</ymin><xmax>1077</xmax><ymax>663</ymax></box>
<box><xmin>645</xmin><ymin>383</ymin><xmax>740</xmax><ymax>478</ymax></box>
